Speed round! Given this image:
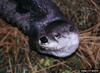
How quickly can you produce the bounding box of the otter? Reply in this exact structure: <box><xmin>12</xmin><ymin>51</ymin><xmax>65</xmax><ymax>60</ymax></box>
<box><xmin>0</xmin><ymin>0</ymin><xmax>79</xmax><ymax>57</ymax></box>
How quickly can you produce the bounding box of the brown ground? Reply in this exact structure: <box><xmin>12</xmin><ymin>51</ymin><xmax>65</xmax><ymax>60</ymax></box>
<box><xmin>0</xmin><ymin>0</ymin><xmax>100</xmax><ymax>73</ymax></box>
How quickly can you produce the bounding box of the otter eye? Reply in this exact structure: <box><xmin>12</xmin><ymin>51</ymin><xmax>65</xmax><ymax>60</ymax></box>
<box><xmin>54</xmin><ymin>33</ymin><xmax>61</xmax><ymax>38</ymax></box>
<box><xmin>40</xmin><ymin>36</ymin><xmax>48</xmax><ymax>43</ymax></box>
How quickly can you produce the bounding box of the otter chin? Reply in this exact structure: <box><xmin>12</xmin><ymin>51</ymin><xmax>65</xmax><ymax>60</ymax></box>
<box><xmin>39</xmin><ymin>33</ymin><xmax>79</xmax><ymax>57</ymax></box>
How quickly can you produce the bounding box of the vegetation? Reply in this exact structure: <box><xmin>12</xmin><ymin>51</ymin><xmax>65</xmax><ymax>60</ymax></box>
<box><xmin>0</xmin><ymin>0</ymin><xmax>100</xmax><ymax>73</ymax></box>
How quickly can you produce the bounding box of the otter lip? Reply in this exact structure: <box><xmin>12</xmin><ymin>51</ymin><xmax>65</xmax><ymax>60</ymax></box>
<box><xmin>40</xmin><ymin>46</ymin><xmax>65</xmax><ymax>51</ymax></box>
<box><xmin>39</xmin><ymin>32</ymin><xmax>79</xmax><ymax>57</ymax></box>
<box><xmin>39</xmin><ymin>44</ymin><xmax>79</xmax><ymax>57</ymax></box>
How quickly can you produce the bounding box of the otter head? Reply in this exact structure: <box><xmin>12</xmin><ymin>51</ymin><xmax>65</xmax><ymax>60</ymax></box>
<box><xmin>25</xmin><ymin>0</ymin><xmax>80</xmax><ymax>58</ymax></box>
<box><xmin>0</xmin><ymin>0</ymin><xmax>79</xmax><ymax>57</ymax></box>
<box><xmin>37</xmin><ymin>20</ymin><xmax>79</xmax><ymax>57</ymax></box>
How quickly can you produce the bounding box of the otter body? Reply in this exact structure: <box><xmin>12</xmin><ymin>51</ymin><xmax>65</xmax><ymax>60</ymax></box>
<box><xmin>0</xmin><ymin>0</ymin><xmax>79</xmax><ymax>57</ymax></box>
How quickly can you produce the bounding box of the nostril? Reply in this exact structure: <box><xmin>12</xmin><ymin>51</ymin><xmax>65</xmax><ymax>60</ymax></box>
<box><xmin>40</xmin><ymin>36</ymin><xmax>48</xmax><ymax>43</ymax></box>
<box><xmin>70</xmin><ymin>26</ymin><xmax>75</xmax><ymax>32</ymax></box>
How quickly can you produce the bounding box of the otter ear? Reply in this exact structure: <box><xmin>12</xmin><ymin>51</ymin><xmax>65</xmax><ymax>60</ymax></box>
<box><xmin>16</xmin><ymin>0</ymin><xmax>47</xmax><ymax>16</ymax></box>
<box><xmin>16</xmin><ymin>0</ymin><xmax>32</xmax><ymax>13</ymax></box>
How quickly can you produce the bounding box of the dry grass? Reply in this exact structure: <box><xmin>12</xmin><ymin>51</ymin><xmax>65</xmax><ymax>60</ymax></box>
<box><xmin>0</xmin><ymin>0</ymin><xmax>100</xmax><ymax>73</ymax></box>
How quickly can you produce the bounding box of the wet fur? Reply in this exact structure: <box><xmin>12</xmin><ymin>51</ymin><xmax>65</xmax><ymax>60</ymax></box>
<box><xmin>0</xmin><ymin>0</ymin><xmax>79</xmax><ymax>57</ymax></box>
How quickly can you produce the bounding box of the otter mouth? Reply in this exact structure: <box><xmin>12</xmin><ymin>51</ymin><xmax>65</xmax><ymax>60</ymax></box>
<box><xmin>39</xmin><ymin>33</ymin><xmax>79</xmax><ymax>57</ymax></box>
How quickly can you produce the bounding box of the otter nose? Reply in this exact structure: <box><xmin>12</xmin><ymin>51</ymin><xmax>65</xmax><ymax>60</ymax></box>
<box><xmin>40</xmin><ymin>36</ymin><xmax>48</xmax><ymax>43</ymax></box>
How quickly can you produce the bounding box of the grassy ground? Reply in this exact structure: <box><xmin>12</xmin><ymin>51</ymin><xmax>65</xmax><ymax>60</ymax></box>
<box><xmin>0</xmin><ymin>0</ymin><xmax>100</xmax><ymax>73</ymax></box>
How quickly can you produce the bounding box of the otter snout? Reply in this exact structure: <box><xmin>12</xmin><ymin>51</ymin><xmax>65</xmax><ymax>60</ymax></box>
<box><xmin>38</xmin><ymin>22</ymin><xmax>79</xmax><ymax>57</ymax></box>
